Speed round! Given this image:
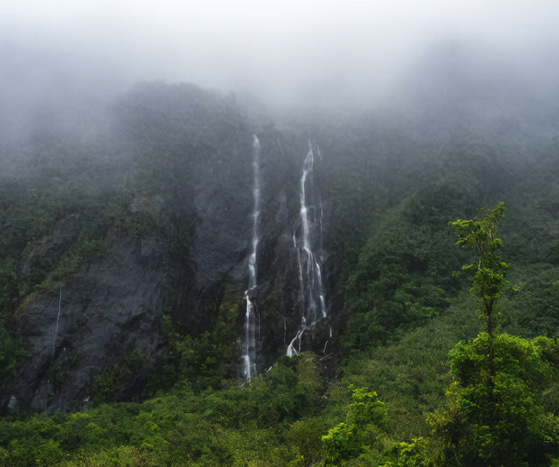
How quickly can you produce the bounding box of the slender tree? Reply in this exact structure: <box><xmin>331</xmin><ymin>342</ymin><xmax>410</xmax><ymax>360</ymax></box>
<box><xmin>424</xmin><ymin>202</ymin><xmax>559</xmax><ymax>466</ymax></box>
<box><xmin>449</xmin><ymin>201</ymin><xmax>510</xmax><ymax>378</ymax></box>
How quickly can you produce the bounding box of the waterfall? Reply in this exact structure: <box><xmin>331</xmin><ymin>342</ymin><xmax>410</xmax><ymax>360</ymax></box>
<box><xmin>323</xmin><ymin>325</ymin><xmax>333</xmax><ymax>354</ymax></box>
<box><xmin>287</xmin><ymin>141</ymin><xmax>327</xmax><ymax>356</ymax></box>
<box><xmin>242</xmin><ymin>135</ymin><xmax>261</xmax><ymax>381</ymax></box>
<box><xmin>52</xmin><ymin>287</ymin><xmax>62</xmax><ymax>358</ymax></box>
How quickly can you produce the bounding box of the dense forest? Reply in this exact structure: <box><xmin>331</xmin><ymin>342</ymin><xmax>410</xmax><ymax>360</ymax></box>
<box><xmin>1</xmin><ymin>43</ymin><xmax>559</xmax><ymax>466</ymax></box>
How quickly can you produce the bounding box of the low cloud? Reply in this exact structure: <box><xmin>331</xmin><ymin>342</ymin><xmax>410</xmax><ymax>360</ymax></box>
<box><xmin>1</xmin><ymin>1</ymin><xmax>559</xmax><ymax>108</ymax></box>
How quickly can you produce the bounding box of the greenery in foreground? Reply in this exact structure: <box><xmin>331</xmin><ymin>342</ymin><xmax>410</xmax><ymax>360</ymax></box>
<box><xmin>2</xmin><ymin>201</ymin><xmax>559</xmax><ymax>466</ymax></box>
<box><xmin>2</xmin><ymin>83</ymin><xmax>559</xmax><ymax>465</ymax></box>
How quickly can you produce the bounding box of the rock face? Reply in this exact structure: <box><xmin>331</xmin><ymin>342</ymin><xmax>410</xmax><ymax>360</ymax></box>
<box><xmin>0</xmin><ymin>84</ymin><xmax>336</xmax><ymax>412</ymax></box>
<box><xmin>3</xmin><ymin>233</ymin><xmax>167</xmax><ymax>412</ymax></box>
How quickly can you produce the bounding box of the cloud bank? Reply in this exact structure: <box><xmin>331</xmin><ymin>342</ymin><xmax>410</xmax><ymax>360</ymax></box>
<box><xmin>1</xmin><ymin>1</ymin><xmax>559</xmax><ymax>107</ymax></box>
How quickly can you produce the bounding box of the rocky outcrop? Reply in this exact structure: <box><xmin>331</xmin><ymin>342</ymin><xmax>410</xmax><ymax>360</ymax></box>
<box><xmin>0</xmin><ymin>84</ymin><xmax>337</xmax><ymax>412</ymax></box>
<box><xmin>2</xmin><ymin>232</ymin><xmax>167</xmax><ymax>412</ymax></box>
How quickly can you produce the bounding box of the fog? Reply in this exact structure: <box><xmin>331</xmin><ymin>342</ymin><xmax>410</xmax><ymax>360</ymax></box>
<box><xmin>2</xmin><ymin>1</ymin><xmax>559</xmax><ymax>111</ymax></box>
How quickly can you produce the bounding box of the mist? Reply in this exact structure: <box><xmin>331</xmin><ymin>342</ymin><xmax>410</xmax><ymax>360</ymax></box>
<box><xmin>5</xmin><ymin>2</ymin><xmax>559</xmax><ymax>445</ymax></box>
<box><xmin>2</xmin><ymin>0</ymin><xmax>559</xmax><ymax>114</ymax></box>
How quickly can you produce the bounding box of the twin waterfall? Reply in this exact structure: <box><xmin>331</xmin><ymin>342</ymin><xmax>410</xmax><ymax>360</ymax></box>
<box><xmin>242</xmin><ymin>137</ymin><xmax>328</xmax><ymax>382</ymax></box>
<box><xmin>242</xmin><ymin>136</ymin><xmax>261</xmax><ymax>381</ymax></box>
<box><xmin>287</xmin><ymin>142</ymin><xmax>327</xmax><ymax>357</ymax></box>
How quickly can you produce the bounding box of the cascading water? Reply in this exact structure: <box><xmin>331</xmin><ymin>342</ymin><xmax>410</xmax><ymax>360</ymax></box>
<box><xmin>242</xmin><ymin>135</ymin><xmax>261</xmax><ymax>381</ymax></box>
<box><xmin>287</xmin><ymin>141</ymin><xmax>327</xmax><ymax>356</ymax></box>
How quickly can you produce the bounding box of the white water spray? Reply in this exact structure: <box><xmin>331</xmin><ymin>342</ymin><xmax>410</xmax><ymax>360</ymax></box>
<box><xmin>242</xmin><ymin>135</ymin><xmax>261</xmax><ymax>381</ymax></box>
<box><xmin>287</xmin><ymin>141</ymin><xmax>328</xmax><ymax>356</ymax></box>
<box><xmin>323</xmin><ymin>326</ymin><xmax>333</xmax><ymax>354</ymax></box>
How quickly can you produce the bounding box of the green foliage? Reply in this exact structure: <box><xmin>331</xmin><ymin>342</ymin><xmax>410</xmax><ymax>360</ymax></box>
<box><xmin>51</xmin><ymin>238</ymin><xmax>105</xmax><ymax>282</ymax></box>
<box><xmin>159</xmin><ymin>285</ymin><xmax>241</xmax><ymax>393</ymax></box>
<box><xmin>322</xmin><ymin>422</ymin><xmax>363</xmax><ymax>462</ymax></box>
<box><xmin>205</xmin><ymin>355</ymin><xmax>322</xmax><ymax>430</ymax></box>
<box><xmin>429</xmin><ymin>333</ymin><xmax>559</xmax><ymax>466</ymax></box>
<box><xmin>0</xmin><ymin>354</ymin><xmax>324</xmax><ymax>466</ymax></box>
<box><xmin>344</xmin><ymin>181</ymin><xmax>475</xmax><ymax>351</ymax></box>
<box><xmin>4</xmin><ymin>81</ymin><xmax>559</xmax><ymax>467</ymax></box>
<box><xmin>0</xmin><ymin>327</ymin><xmax>27</xmax><ymax>385</ymax></box>
<box><xmin>450</xmin><ymin>201</ymin><xmax>512</xmax><ymax>336</ymax></box>
<box><xmin>0</xmin><ymin>414</ymin><xmax>66</xmax><ymax>466</ymax></box>
<box><xmin>502</xmin><ymin>265</ymin><xmax>559</xmax><ymax>337</ymax></box>
<box><xmin>381</xmin><ymin>437</ymin><xmax>431</xmax><ymax>467</ymax></box>
<box><xmin>48</xmin><ymin>353</ymin><xmax>79</xmax><ymax>398</ymax></box>
<box><xmin>285</xmin><ymin>417</ymin><xmax>328</xmax><ymax>465</ymax></box>
<box><xmin>92</xmin><ymin>348</ymin><xmax>145</xmax><ymax>403</ymax></box>
<box><xmin>415</xmin><ymin>202</ymin><xmax>559</xmax><ymax>466</ymax></box>
<box><xmin>322</xmin><ymin>386</ymin><xmax>387</xmax><ymax>463</ymax></box>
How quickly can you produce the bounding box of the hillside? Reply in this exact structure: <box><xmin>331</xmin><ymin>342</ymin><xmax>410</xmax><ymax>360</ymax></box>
<box><xmin>0</xmin><ymin>60</ymin><xmax>559</xmax><ymax>465</ymax></box>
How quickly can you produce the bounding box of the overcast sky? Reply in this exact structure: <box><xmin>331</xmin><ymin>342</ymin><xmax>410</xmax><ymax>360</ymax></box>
<box><xmin>1</xmin><ymin>1</ymin><xmax>559</xmax><ymax>106</ymax></box>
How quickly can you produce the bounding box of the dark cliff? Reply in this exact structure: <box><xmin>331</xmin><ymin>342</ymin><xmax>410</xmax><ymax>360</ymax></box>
<box><xmin>0</xmin><ymin>83</ymin><xmax>335</xmax><ymax>412</ymax></box>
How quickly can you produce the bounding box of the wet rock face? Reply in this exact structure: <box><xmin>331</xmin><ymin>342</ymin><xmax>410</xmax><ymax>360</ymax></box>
<box><xmin>1</xmin><ymin>132</ymin><xmax>335</xmax><ymax>411</ymax></box>
<box><xmin>240</xmin><ymin>135</ymin><xmax>334</xmax><ymax>373</ymax></box>
<box><xmin>188</xmin><ymin>142</ymin><xmax>253</xmax><ymax>291</ymax></box>
<box><xmin>2</xmin><ymin>233</ymin><xmax>166</xmax><ymax>412</ymax></box>
<box><xmin>0</xmin><ymin>86</ymin><xmax>337</xmax><ymax>411</ymax></box>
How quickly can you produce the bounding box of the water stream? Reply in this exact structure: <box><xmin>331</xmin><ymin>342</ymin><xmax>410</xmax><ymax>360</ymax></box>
<box><xmin>287</xmin><ymin>142</ymin><xmax>327</xmax><ymax>356</ymax></box>
<box><xmin>242</xmin><ymin>135</ymin><xmax>261</xmax><ymax>381</ymax></box>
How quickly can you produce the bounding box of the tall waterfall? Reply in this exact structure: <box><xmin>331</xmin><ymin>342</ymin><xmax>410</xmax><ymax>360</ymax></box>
<box><xmin>242</xmin><ymin>135</ymin><xmax>261</xmax><ymax>381</ymax></box>
<box><xmin>287</xmin><ymin>142</ymin><xmax>327</xmax><ymax>356</ymax></box>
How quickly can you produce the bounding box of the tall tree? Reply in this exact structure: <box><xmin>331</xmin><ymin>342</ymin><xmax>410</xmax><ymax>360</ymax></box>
<box><xmin>420</xmin><ymin>202</ymin><xmax>559</xmax><ymax>466</ymax></box>
<box><xmin>449</xmin><ymin>201</ymin><xmax>509</xmax><ymax>339</ymax></box>
<box><xmin>449</xmin><ymin>201</ymin><xmax>511</xmax><ymax>380</ymax></box>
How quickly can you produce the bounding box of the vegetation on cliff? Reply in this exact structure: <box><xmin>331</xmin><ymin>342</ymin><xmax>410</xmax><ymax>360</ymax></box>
<box><xmin>1</xmin><ymin>81</ymin><xmax>559</xmax><ymax>465</ymax></box>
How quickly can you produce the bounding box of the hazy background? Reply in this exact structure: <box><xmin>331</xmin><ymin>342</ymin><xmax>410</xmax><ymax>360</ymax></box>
<box><xmin>1</xmin><ymin>0</ymin><xmax>559</xmax><ymax>109</ymax></box>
